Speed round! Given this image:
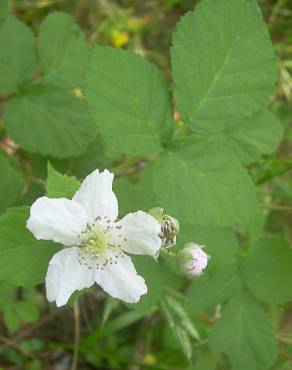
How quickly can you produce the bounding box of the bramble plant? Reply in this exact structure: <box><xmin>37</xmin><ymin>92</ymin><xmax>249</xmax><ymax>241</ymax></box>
<box><xmin>0</xmin><ymin>0</ymin><xmax>291</xmax><ymax>369</ymax></box>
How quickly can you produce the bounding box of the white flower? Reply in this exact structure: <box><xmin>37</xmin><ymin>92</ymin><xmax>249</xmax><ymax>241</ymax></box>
<box><xmin>26</xmin><ymin>169</ymin><xmax>162</xmax><ymax>307</ymax></box>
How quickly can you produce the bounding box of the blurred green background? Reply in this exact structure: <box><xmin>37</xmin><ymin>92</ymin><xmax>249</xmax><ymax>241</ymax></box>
<box><xmin>0</xmin><ymin>0</ymin><xmax>291</xmax><ymax>369</ymax></box>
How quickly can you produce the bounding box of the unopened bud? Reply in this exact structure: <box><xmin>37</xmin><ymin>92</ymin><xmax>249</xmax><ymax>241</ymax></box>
<box><xmin>148</xmin><ymin>208</ymin><xmax>180</xmax><ymax>248</ymax></box>
<box><xmin>178</xmin><ymin>243</ymin><xmax>209</xmax><ymax>277</ymax></box>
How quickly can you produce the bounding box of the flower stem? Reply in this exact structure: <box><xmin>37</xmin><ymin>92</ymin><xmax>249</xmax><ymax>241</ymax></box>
<box><xmin>71</xmin><ymin>300</ymin><xmax>80</xmax><ymax>370</ymax></box>
<box><xmin>160</xmin><ymin>247</ymin><xmax>177</xmax><ymax>259</ymax></box>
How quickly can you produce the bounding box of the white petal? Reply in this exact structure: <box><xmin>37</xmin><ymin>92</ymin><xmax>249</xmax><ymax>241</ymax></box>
<box><xmin>112</xmin><ymin>211</ymin><xmax>162</xmax><ymax>256</ymax></box>
<box><xmin>72</xmin><ymin>169</ymin><xmax>118</xmax><ymax>223</ymax></box>
<box><xmin>46</xmin><ymin>247</ymin><xmax>95</xmax><ymax>307</ymax></box>
<box><xmin>27</xmin><ymin>197</ymin><xmax>88</xmax><ymax>246</ymax></box>
<box><xmin>95</xmin><ymin>252</ymin><xmax>147</xmax><ymax>303</ymax></box>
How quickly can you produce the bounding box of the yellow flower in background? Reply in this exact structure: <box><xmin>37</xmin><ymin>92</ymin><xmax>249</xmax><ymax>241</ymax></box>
<box><xmin>142</xmin><ymin>354</ymin><xmax>156</xmax><ymax>365</ymax></box>
<box><xmin>111</xmin><ymin>30</ymin><xmax>129</xmax><ymax>47</ymax></box>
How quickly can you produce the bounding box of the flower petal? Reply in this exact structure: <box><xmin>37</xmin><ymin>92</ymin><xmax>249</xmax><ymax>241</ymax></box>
<box><xmin>27</xmin><ymin>197</ymin><xmax>88</xmax><ymax>246</ymax></box>
<box><xmin>112</xmin><ymin>211</ymin><xmax>162</xmax><ymax>256</ymax></box>
<box><xmin>72</xmin><ymin>169</ymin><xmax>118</xmax><ymax>223</ymax></box>
<box><xmin>46</xmin><ymin>247</ymin><xmax>95</xmax><ymax>307</ymax></box>
<box><xmin>95</xmin><ymin>252</ymin><xmax>147</xmax><ymax>303</ymax></box>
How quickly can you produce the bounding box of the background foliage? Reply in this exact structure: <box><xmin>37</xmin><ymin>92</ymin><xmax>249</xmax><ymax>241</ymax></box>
<box><xmin>0</xmin><ymin>0</ymin><xmax>291</xmax><ymax>369</ymax></box>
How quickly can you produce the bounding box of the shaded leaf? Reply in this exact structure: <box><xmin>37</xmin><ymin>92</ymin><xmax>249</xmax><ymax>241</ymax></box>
<box><xmin>209</xmin><ymin>292</ymin><xmax>277</xmax><ymax>370</ymax></box>
<box><xmin>0</xmin><ymin>15</ymin><xmax>36</xmax><ymax>92</ymax></box>
<box><xmin>4</xmin><ymin>83</ymin><xmax>95</xmax><ymax>158</ymax></box>
<box><xmin>0</xmin><ymin>152</ymin><xmax>24</xmax><ymax>214</ymax></box>
<box><xmin>245</xmin><ymin>235</ymin><xmax>292</xmax><ymax>305</ymax></box>
<box><xmin>0</xmin><ymin>207</ymin><xmax>60</xmax><ymax>287</ymax></box>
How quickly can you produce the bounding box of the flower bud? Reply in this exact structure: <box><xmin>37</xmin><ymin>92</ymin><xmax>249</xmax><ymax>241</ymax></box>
<box><xmin>178</xmin><ymin>243</ymin><xmax>209</xmax><ymax>277</ymax></box>
<box><xmin>148</xmin><ymin>208</ymin><xmax>180</xmax><ymax>248</ymax></box>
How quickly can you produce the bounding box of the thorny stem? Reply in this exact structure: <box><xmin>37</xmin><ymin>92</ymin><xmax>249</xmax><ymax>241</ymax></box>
<box><xmin>71</xmin><ymin>300</ymin><xmax>81</xmax><ymax>370</ymax></box>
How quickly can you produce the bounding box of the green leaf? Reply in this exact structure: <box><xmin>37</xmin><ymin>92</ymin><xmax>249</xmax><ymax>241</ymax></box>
<box><xmin>101</xmin><ymin>297</ymin><xmax>119</xmax><ymax>327</ymax></box>
<box><xmin>160</xmin><ymin>299</ymin><xmax>192</xmax><ymax>360</ymax></box>
<box><xmin>0</xmin><ymin>1</ymin><xmax>8</xmax><ymax>25</ymax></box>
<box><xmin>113</xmin><ymin>163</ymin><xmax>156</xmax><ymax>216</ymax></box>
<box><xmin>209</xmin><ymin>292</ymin><xmax>277</xmax><ymax>370</ymax></box>
<box><xmin>172</xmin><ymin>0</ymin><xmax>276</xmax><ymax>128</ymax></box>
<box><xmin>192</xmin><ymin>110</ymin><xmax>283</xmax><ymax>164</ymax></box>
<box><xmin>0</xmin><ymin>152</ymin><xmax>24</xmax><ymax>214</ymax></box>
<box><xmin>165</xmin><ymin>295</ymin><xmax>200</xmax><ymax>341</ymax></box>
<box><xmin>14</xmin><ymin>301</ymin><xmax>39</xmax><ymax>324</ymax></box>
<box><xmin>129</xmin><ymin>255</ymin><xmax>176</xmax><ymax>312</ymax></box>
<box><xmin>68</xmin><ymin>133</ymin><xmax>117</xmax><ymax>178</ymax></box>
<box><xmin>245</xmin><ymin>235</ymin><xmax>292</xmax><ymax>305</ymax></box>
<box><xmin>0</xmin><ymin>284</ymin><xmax>39</xmax><ymax>332</ymax></box>
<box><xmin>47</xmin><ymin>163</ymin><xmax>80</xmax><ymax>198</ymax></box>
<box><xmin>3</xmin><ymin>308</ymin><xmax>20</xmax><ymax>332</ymax></box>
<box><xmin>3</xmin><ymin>83</ymin><xmax>95</xmax><ymax>158</ymax></box>
<box><xmin>0</xmin><ymin>207</ymin><xmax>60</xmax><ymax>287</ymax></box>
<box><xmin>85</xmin><ymin>46</ymin><xmax>173</xmax><ymax>156</ymax></box>
<box><xmin>153</xmin><ymin>142</ymin><xmax>259</xmax><ymax>227</ymax></box>
<box><xmin>160</xmin><ymin>294</ymin><xmax>199</xmax><ymax>361</ymax></box>
<box><xmin>0</xmin><ymin>15</ymin><xmax>36</xmax><ymax>92</ymax></box>
<box><xmin>180</xmin><ymin>226</ymin><xmax>243</xmax><ymax>314</ymax></box>
<box><xmin>191</xmin><ymin>347</ymin><xmax>219</xmax><ymax>370</ymax></box>
<box><xmin>185</xmin><ymin>267</ymin><xmax>243</xmax><ymax>315</ymax></box>
<box><xmin>38</xmin><ymin>12</ymin><xmax>89</xmax><ymax>89</ymax></box>
<box><xmin>177</xmin><ymin>225</ymin><xmax>238</xmax><ymax>268</ymax></box>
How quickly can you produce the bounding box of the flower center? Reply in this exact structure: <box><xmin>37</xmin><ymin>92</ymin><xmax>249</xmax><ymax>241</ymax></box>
<box><xmin>87</xmin><ymin>232</ymin><xmax>108</xmax><ymax>257</ymax></box>
<box><xmin>76</xmin><ymin>216</ymin><xmax>127</xmax><ymax>270</ymax></box>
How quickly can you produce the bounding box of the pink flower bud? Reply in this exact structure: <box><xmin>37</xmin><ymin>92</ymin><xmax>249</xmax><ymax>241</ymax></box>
<box><xmin>178</xmin><ymin>243</ymin><xmax>209</xmax><ymax>277</ymax></box>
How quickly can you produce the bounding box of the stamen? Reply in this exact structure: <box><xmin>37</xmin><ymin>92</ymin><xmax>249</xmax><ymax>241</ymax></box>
<box><xmin>77</xmin><ymin>218</ymin><xmax>126</xmax><ymax>268</ymax></box>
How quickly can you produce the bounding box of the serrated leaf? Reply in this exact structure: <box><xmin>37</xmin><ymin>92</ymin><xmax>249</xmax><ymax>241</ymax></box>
<box><xmin>185</xmin><ymin>267</ymin><xmax>243</xmax><ymax>315</ymax></box>
<box><xmin>3</xmin><ymin>83</ymin><xmax>95</xmax><ymax>158</ymax></box>
<box><xmin>245</xmin><ymin>235</ymin><xmax>292</xmax><ymax>305</ymax></box>
<box><xmin>175</xmin><ymin>326</ymin><xmax>192</xmax><ymax>361</ymax></box>
<box><xmin>209</xmin><ymin>292</ymin><xmax>277</xmax><ymax>370</ymax></box>
<box><xmin>153</xmin><ymin>142</ymin><xmax>259</xmax><ymax>227</ymax></box>
<box><xmin>47</xmin><ymin>163</ymin><xmax>80</xmax><ymax>198</ymax></box>
<box><xmin>0</xmin><ymin>152</ymin><xmax>24</xmax><ymax>214</ymax></box>
<box><xmin>160</xmin><ymin>295</ymin><xmax>197</xmax><ymax>361</ymax></box>
<box><xmin>85</xmin><ymin>46</ymin><xmax>173</xmax><ymax>156</ymax></box>
<box><xmin>38</xmin><ymin>12</ymin><xmax>89</xmax><ymax>89</ymax></box>
<box><xmin>165</xmin><ymin>295</ymin><xmax>200</xmax><ymax>340</ymax></box>
<box><xmin>0</xmin><ymin>15</ymin><xmax>36</xmax><ymax>92</ymax></box>
<box><xmin>192</xmin><ymin>110</ymin><xmax>283</xmax><ymax>164</ymax></box>
<box><xmin>180</xmin><ymin>226</ymin><xmax>243</xmax><ymax>314</ymax></box>
<box><xmin>0</xmin><ymin>207</ymin><xmax>60</xmax><ymax>287</ymax></box>
<box><xmin>113</xmin><ymin>163</ymin><xmax>156</xmax><ymax>216</ymax></box>
<box><xmin>177</xmin><ymin>225</ymin><xmax>238</xmax><ymax>268</ymax></box>
<box><xmin>172</xmin><ymin>0</ymin><xmax>276</xmax><ymax>130</ymax></box>
<box><xmin>129</xmin><ymin>255</ymin><xmax>176</xmax><ymax>312</ymax></box>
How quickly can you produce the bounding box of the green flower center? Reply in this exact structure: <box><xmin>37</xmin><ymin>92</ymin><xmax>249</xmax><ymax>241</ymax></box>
<box><xmin>87</xmin><ymin>232</ymin><xmax>108</xmax><ymax>256</ymax></box>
